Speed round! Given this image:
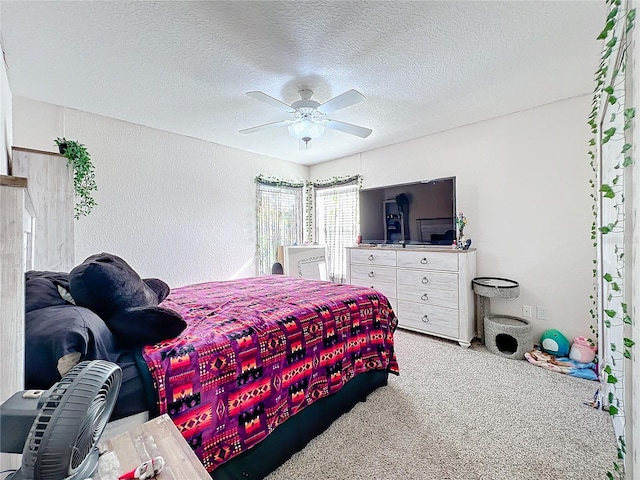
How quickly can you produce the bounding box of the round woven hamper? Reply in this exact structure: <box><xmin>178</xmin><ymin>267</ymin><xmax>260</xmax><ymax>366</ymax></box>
<box><xmin>484</xmin><ymin>314</ymin><xmax>533</xmax><ymax>360</ymax></box>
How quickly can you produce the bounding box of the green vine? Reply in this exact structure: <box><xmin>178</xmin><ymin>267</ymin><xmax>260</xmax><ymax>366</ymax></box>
<box><xmin>588</xmin><ymin>1</ymin><xmax>635</xmax><ymax>478</ymax></box>
<box><xmin>54</xmin><ymin>137</ymin><xmax>97</xmax><ymax>219</ymax></box>
<box><xmin>254</xmin><ymin>174</ymin><xmax>305</xmax><ymax>188</ymax></box>
<box><xmin>305</xmin><ymin>182</ymin><xmax>314</xmax><ymax>241</ymax></box>
<box><xmin>309</xmin><ymin>174</ymin><xmax>362</xmax><ymax>188</ymax></box>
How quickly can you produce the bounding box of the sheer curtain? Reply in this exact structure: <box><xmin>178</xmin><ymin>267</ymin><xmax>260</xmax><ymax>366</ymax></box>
<box><xmin>314</xmin><ymin>180</ymin><xmax>359</xmax><ymax>283</ymax></box>
<box><xmin>256</xmin><ymin>179</ymin><xmax>304</xmax><ymax>275</ymax></box>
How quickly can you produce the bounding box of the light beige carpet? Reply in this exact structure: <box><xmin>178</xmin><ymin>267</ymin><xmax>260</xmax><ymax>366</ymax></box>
<box><xmin>266</xmin><ymin>329</ymin><xmax>617</xmax><ymax>480</ymax></box>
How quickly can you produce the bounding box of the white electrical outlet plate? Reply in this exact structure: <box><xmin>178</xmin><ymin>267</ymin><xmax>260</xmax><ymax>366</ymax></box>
<box><xmin>522</xmin><ymin>305</ymin><xmax>532</xmax><ymax>318</ymax></box>
<box><xmin>537</xmin><ymin>306</ymin><xmax>547</xmax><ymax>320</ymax></box>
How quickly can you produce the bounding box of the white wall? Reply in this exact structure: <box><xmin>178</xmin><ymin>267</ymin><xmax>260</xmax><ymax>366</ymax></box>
<box><xmin>311</xmin><ymin>96</ymin><xmax>594</xmax><ymax>343</ymax></box>
<box><xmin>12</xmin><ymin>97</ymin><xmax>308</xmax><ymax>287</ymax></box>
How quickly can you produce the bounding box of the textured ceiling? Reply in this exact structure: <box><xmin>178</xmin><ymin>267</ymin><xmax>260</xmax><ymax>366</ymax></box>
<box><xmin>1</xmin><ymin>1</ymin><xmax>605</xmax><ymax>166</ymax></box>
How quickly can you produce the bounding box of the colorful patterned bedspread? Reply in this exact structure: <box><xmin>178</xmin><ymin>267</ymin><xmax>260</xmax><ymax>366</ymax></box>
<box><xmin>142</xmin><ymin>275</ymin><xmax>399</xmax><ymax>472</ymax></box>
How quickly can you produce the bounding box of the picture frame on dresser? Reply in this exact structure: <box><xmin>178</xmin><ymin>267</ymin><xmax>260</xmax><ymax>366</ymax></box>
<box><xmin>346</xmin><ymin>245</ymin><xmax>477</xmax><ymax>347</ymax></box>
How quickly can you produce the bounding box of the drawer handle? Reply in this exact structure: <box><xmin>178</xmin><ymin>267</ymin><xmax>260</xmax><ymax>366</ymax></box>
<box><xmin>422</xmin><ymin>315</ymin><xmax>429</xmax><ymax>323</ymax></box>
<box><xmin>421</xmin><ymin>294</ymin><xmax>429</xmax><ymax>302</ymax></box>
<box><xmin>368</xmin><ymin>271</ymin><xmax>375</xmax><ymax>278</ymax></box>
<box><xmin>422</xmin><ymin>277</ymin><xmax>429</xmax><ymax>284</ymax></box>
<box><xmin>368</xmin><ymin>254</ymin><xmax>374</xmax><ymax>261</ymax></box>
<box><xmin>420</xmin><ymin>258</ymin><xmax>428</xmax><ymax>264</ymax></box>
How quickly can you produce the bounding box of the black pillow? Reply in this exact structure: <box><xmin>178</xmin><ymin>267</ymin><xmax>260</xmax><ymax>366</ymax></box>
<box><xmin>25</xmin><ymin>305</ymin><xmax>118</xmax><ymax>390</ymax></box>
<box><xmin>25</xmin><ymin>270</ymin><xmax>69</xmax><ymax>284</ymax></box>
<box><xmin>25</xmin><ymin>271</ymin><xmax>73</xmax><ymax>313</ymax></box>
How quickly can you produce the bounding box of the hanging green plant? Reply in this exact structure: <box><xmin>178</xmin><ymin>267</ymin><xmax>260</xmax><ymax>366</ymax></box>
<box><xmin>54</xmin><ymin>137</ymin><xmax>98</xmax><ymax>219</ymax></box>
<box><xmin>588</xmin><ymin>1</ymin><xmax>636</xmax><ymax>478</ymax></box>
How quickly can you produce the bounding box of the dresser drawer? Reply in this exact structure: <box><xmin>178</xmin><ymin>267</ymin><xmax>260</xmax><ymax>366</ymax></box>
<box><xmin>396</xmin><ymin>269</ymin><xmax>458</xmax><ymax>292</ymax></box>
<box><xmin>351</xmin><ymin>264</ymin><xmax>396</xmax><ymax>284</ymax></box>
<box><xmin>397</xmin><ymin>284</ymin><xmax>458</xmax><ymax>309</ymax></box>
<box><xmin>396</xmin><ymin>301</ymin><xmax>459</xmax><ymax>338</ymax></box>
<box><xmin>350</xmin><ymin>279</ymin><xmax>396</xmax><ymax>305</ymax></box>
<box><xmin>396</xmin><ymin>250</ymin><xmax>458</xmax><ymax>271</ymax></box>
<box><xmin>350</xmin><ymin>248</ymin><xmax>397</xmax><ymax>266</ymax></box>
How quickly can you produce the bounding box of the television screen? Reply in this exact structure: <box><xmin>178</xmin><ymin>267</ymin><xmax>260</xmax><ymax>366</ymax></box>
<box><xmin>359</xmin><ymin>177</ymin><xmax>456</xmax><ymax>246</ymax></box>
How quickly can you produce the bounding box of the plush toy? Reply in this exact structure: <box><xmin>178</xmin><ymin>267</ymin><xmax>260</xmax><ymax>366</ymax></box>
<box><xmin>569</xmin><ymin>336</ymin><xmax>597</xmax><ymax>363</ymax></box>
<box><xmin>540</xmin><ymin>329</ymin><xmax>570</xmax><ymax>357</ymax></box>
<box><xmin>69</xmin><ymin>252</ymin><xmax>186</xmax><ymax>347</ymax></box>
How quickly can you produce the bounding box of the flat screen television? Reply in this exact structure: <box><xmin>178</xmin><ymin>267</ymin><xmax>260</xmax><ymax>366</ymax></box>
<box><xmin>359</xmin><ymin>177</ymin><xmax>456</xmax><ymax>246</ymax></box>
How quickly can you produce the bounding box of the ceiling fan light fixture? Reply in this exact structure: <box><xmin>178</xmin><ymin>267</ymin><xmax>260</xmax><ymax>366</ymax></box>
<box><xmin>288</xmin><ymin>118</ymin><xmax>326</xmax><ymax>140</ymax></box>
<box><xmin>243</xmin><ymin>88</ymin><xmax>371</xmax><ymax>149</ymax></box>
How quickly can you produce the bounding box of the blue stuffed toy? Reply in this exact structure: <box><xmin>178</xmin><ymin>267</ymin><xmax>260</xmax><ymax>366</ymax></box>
<box><xmin>540</xmin><ymin>329</ymin><xmax>570</xmax><ymax>357</ymax></box>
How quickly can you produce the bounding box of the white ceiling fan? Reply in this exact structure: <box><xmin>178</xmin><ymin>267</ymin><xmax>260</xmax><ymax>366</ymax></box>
<box><xmin>240</xmin><ymin>89</ymin><xmax>372</xmax><ymax>150</ymax></box>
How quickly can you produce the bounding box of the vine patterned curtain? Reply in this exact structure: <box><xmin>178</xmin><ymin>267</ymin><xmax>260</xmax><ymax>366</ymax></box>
<box><xmin>313</xmin><ymin>176</ymin><xmax>361</xmax><ymax>283</ymax></box>
<box><xmin>255</xmin><ymin>176</ymin><xmax>304</xmax><ymax>276</ymax></box>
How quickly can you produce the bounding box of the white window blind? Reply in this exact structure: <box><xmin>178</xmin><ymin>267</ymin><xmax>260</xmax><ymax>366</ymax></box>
<box><xmin>256</xmin><ymin>182</ymin><xmax>304</xmax><ymax>275</ymax></box>
<box><xmin>315</xmin><ymin>182</ymin><xmax>359</xmax><ymax>283</ymax></box>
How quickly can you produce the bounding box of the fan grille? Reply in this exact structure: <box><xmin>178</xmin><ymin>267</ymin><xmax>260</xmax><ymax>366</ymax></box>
<box><xmin>18</xmin><ymin>360</ymin><xmax>122</xmax><ymax>480</ymax></box>
<box><xmin>71</xmin><ymin>377</ymin><xmax>114</xmax><ymax>470</ymax></box>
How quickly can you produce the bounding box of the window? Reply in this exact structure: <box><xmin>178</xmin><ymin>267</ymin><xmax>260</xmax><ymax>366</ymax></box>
<box><xmin>256</xmin><ymin>180</ymin><xmax>304</xmax><ymax>275</ymax></box>
<box><xmin>314</xmin><ymin>180</ymin><xmax>359</xmax><ymax>283</ymax></box>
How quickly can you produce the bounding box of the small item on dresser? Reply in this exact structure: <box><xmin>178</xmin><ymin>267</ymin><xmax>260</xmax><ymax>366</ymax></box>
<box><xmin>118</xmin><ymin>456</ymin><xmax>165</xmax><ymax>480</ymax></box>
<box><xmin>455</xmin><ymin>212</ymin><xmax>471</xmax><ymax>250</ymax></box>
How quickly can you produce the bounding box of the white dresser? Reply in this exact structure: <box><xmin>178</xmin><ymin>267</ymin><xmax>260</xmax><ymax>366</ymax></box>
<box><xmin>346</xmin><ymin>245</ymin><xmax>477</xmax><ymax>347</ymax></box>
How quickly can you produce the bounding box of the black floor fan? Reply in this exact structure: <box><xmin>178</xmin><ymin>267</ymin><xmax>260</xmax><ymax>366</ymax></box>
<box><xmin>0</xmin><ymin>360</ymin><xmax>122</xmax><ymax>480</ymax></box>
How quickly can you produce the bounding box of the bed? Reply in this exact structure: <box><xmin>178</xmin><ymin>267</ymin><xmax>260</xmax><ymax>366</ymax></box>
<box><xmin>24</xmin><ymin>264</ymin><xmax>399</xmax><ymax>479</ymax></box>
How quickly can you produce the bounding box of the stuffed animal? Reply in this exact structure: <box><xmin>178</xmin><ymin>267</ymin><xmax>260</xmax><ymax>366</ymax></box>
<box><xmin>69</xmin><ymin>252</ymin><xmax>186</xmax><ymax>347</ymax></box>
<box><xmin>539</xmin><ymin>328</ymin><xmax>570</xmax><ymax>357</ymax></box>
<box><xmin>569</xmin><ymin>336</ymin><xmax>597</xmax><ymax>363</ymax></box>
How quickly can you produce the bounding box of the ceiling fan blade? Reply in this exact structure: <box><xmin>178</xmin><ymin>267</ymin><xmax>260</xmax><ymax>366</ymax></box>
<box><xmin>318</xmin><ymin>89</ymin><xmax>366</xmax><ymax>114</ymax></box>
<box><xmin>246</xmin><ymin>91</ymin><xmax>292</xmax><ymax>112</ymax></box>
<box><xmin>326</xmin><ymin>120</ymin><xmax>372</xmax><ymax>138</ymax></box>
<box><xmin>239</xmin><ymin>120</ymin><xmax>288</xmax><ymax>134</ymax></box>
